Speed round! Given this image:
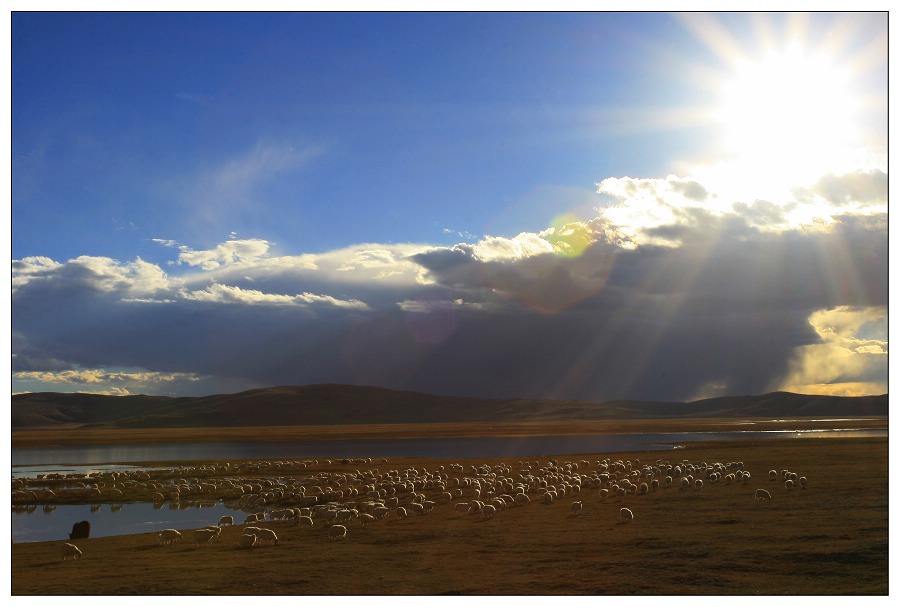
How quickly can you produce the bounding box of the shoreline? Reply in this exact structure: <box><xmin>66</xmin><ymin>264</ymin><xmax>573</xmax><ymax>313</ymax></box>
<box><xmin>11</xmin><ymin>416</ymin><xmax>888</xmax><ymax>448</ymax></box>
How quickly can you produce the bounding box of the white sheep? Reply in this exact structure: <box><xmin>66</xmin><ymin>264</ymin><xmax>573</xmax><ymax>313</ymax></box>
<box><xmin>482</xmin><ymin>504</ymin><xmax>497</xmax><ymax>520</ymax></box>
<box><xmin>61</xmin><ymin>542</ymin><xmax>82</xmax><ymax>560</ymax></box>
<box><xmin>769</xmin><ymin>469</ymin><xmax>778</xmax><ymax>481</ymax></box>
<box><xmin>755</xmin><ymin>489</ymin><xmax>772</xmax><ymax>501</ymax></box>
<box><xmin>218</xmin><ymin>515</ymin><xmax>234</xmax><ymax>526</ymax></box>
<box><xmin>157</xmin><ymin>529</ymin><xmax>183</xmax><ymax>546</ymax></box>
<box><xmin>193</xmin><ymin>527</ymin><xmax>221</xmax><ymax>544</ymax></box>
<box><xmin>515</xmin><ymin>493</ymin><xmax>531</xmax><ymax>506</ymax></box>
<box><xmin>785</xmin><ymin>479</ymin><xmax>795</xmax><ymax>491</ymax></box>
<box><xmin>571</xmin><ymin>501</ymin><xmax>583</xmax><ymax>516</ymax></box>
<box><xmin>238</xmin><ymin>533</ymin><xmax>258</xmax><ymax>549</ymax></box>
<box><xmin>396</xmin><ymin>506</ymin><xmax>408</xmax><ymax>520</ymax></box>
<box><xmin>254</xmin><ymin>528</ymin><xmax>278</xmax><ymax>546</ymax></box>
<box><xmin>328</xmin><ymin>524</ymin><xmax>348</xmax><ymax>540</ymax></box>
<box><xmin>799</xmin><ymin>476</ymin><xmax>807</xmax><ymax>489</ymax></box>
<box><xmin>296</xmin><ymin>515</ymin><xmax>314</xmax><ymax>526</ymax></box>
<box><xmin>694</xmin><ymin>479</ymin><xmax>703</xmax><ymax>490</ymax></box>
<box><xmin>619</xmin><ymin>507</ymin><xmax>634</xmax><ymax>523</ymax></box>
<box><xmin>454</xmin><ymin>502</ymin><xmax>471</xmax><ymax>517</ymax></box>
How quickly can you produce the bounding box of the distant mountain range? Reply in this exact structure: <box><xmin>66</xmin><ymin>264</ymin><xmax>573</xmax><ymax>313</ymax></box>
<box><xmin>10</xmin><ymin>384</ymin><xmax>888</xmax><ymax>429</ymax></box>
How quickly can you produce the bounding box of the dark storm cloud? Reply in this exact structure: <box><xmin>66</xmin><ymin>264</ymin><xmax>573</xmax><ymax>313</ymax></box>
<box><xmin>11</xmin><ymin>206</ymin><xmax>887</xmax><ymax>400</ymax></box>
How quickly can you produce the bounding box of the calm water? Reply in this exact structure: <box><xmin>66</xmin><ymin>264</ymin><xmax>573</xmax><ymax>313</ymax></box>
<box><xmin>11</xmin><ymin>427</ymin><xmax>887</xmax><ymax>543</ymax></box>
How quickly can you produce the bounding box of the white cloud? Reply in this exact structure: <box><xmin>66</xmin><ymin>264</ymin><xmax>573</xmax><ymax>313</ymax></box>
<box><xmin>11</xmin><ymin>255</ymin><xmax>172</xmax><ymax>297</ymax></box>
<box><xmin>176</xmin><ymin>239</ymin><xmax>273</xmax><ymax>270</ymax></box>
<box><xmin>181</xmin><ymin>283</ymin><xmax>369</xmax><ymax>309</ymax></box>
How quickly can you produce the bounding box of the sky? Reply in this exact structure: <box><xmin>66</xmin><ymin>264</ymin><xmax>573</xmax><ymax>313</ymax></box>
<box><xmin>9</xmin><ymin>11</ymin><xmax>889</xmax><ymax>402</ymax></box>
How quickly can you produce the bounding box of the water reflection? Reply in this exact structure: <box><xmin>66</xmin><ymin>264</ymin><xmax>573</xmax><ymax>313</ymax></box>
<box><xmin>12</xmin><ymin>501</ymin><xmax>240</xmax><ymax>544</ymax></box>
<box><xmin>11</xmin><ymin>428</ymin><xmax>887</xmax><ymax>472</ymax></box>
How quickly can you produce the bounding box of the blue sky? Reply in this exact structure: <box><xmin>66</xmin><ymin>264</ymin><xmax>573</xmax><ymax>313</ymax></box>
<box><xmin>10</xmin><ymin>11</ymin><xmax>889</xmax><ymax>401</ymax></box>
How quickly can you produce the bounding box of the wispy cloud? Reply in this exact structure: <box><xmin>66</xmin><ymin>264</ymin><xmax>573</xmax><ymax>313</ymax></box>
<box><xmin>184</xmin><ymin>141</ymin><xmax>327</xmax><ymax>236</ymax></box>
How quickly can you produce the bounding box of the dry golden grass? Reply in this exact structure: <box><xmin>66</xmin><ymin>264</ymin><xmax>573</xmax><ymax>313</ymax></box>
<box><xmin>11</xmin><ymin>435</ymin><xmax>888</xmax><ymax>595</ymax></box>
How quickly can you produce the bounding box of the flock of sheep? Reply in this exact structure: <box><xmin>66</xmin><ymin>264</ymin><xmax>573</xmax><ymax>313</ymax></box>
<box><xmin>23</xmin><ymin>455</ymin><xmax>808</xmax><ymax>561</ymax></box>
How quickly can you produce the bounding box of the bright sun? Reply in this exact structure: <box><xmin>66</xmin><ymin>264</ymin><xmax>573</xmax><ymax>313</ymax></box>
<box><xmin>716</xmin><ymin>44</ymin><xmax>859</xmax><ymax>179</ymax></box>
<box><xmin>672</xmin><ymin>13</ymin><xmax>882</xmax><ymax>207</ymax></box>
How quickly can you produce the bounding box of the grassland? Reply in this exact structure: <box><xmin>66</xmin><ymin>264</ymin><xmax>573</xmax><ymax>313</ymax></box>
<box><xmin>10</xmin><ymin>428</ymin><xmax>889</xmax><ymax>595</ymax></box>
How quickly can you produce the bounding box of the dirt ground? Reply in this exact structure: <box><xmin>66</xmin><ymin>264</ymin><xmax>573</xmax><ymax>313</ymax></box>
<box><xmin>10</xmin><ymin>433</ymin><xmax>889</xmax><ymax>596</ymax></box>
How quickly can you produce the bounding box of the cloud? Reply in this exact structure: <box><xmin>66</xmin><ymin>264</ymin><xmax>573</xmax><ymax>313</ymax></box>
<box><xmin>11</xmin><ymin>170</ymin><xmax>888</xmax><ymax>401</ymax></box>
<box><xmin>179</xmin><ymin>140</ymin><xmax>326</xmax><ymax>237</ymax></box>
<box><xmin>181</xmin><ymin>283</ymin><xmax>369</xmax><ymax>309</ymax></box>
<box><xmin>12</xmin><ymin>368</ymin><xmax>206</xmax><ymax>397</ymax></box>
<box><xmin>175</xmin><ymin>239</ymin><xmax>274</xmax><ymax>270</ymax></box>
<box><xmin>775</xmin><ymin>306</ymin><xmax>888</xmax><ymax>396</ymax></box>
<box><xmin>799</xmin><ymin>169</ymin><xmax>888</xmax><ymax>207</ymax></box>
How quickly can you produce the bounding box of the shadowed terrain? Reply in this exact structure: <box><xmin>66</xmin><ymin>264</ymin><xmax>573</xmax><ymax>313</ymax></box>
<box><xmin>11</xmin><ymin>384</ymin><xmax>888</xmax><ymax>429</ymax></box>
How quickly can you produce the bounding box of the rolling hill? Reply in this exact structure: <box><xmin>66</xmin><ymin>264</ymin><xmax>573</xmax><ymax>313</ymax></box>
<box><xmin>10</xmin><ymin>384</ymin><xmax>888</xmax><ymax>429</ymax></box>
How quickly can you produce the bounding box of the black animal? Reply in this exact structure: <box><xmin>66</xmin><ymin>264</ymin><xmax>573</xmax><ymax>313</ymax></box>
<box><xmin>69</xmin><ymin>520</ymin><xmax>91</xmax><ymax>540</ymax></box>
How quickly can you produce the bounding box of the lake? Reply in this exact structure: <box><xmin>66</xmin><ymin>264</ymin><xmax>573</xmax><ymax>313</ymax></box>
<box><xmin>11</xmin><ymin>427</ymin><xmax>887</xmax><ymax>543</ymax></box>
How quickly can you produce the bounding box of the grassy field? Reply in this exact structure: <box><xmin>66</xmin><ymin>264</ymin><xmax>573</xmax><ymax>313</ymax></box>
<box><xmin>11</xmin><ymin>434</ymin><xmax>888</xmax><ymax>595</ymax></box>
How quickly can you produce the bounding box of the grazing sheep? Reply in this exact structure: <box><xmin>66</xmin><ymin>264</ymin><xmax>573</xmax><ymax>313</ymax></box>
<box><xmin>482</xmin><ymin>504</ymin><xmax>497</xmax><ymax>520</ymax></box>
<box><xmin>244</xmin><ymin>513</ymin><xmax>262</xmax><ymax>524</ymax></box>
<box><xmin>571</xmin><ymin>501</ymin><xmax>583</xmax><ymax>516</ymax></box>
<box><xmin>454</xmin><ymin>503</ymin><xmax>471</xmax><ymax>517</ymax></box>
<box><xmin>799</xmin><ymin>476</ymin><xmax>807</xmax><ymax>489</ymax></box>
<box><xmin>157</xmin><ymin>529</ymin><xmax>183</xmax><ymax>546</ymax></box>
<box><xmin>334</xmin><ymin>509</ymin><xmax>354</xmax><ymax>525</ymax></box>
<box><xmin>514</xmin><ymin>493</ymin><xmax>531</xmax><ymax>506</ymax></box>
<box><xmin>769</xmin><ymin>469</ymin><xmax>778</xmax><ymax>481</ymax></box>
<box><xmin>238</xmin><ymin>533</ymin><xmax>258</xmax><ymax>549</ymax></box>
<box><xmin>359</xmin><ymin>513</ymin><xmax>375</xmax><ymax>527</ymax></box>
<box><xmin>396</xmin><ymin>506</ymin><xmax>408</xmax><ymax>520</ymax></box>
<box><xmin>407</xmin><ymin>502</ymin><xmax>425</xmax><ymax>515</ymax></box>
<box><xmin>296</xmin><ymin>515</ymin><xmax>314</xmax><ymax>526</ymax></box>
<box><xmin>328</xmin><ymin>524</ymin><xmax>348</xmax><ymax>540</ymax></box>
<box><xmin>61</xmin><ymin>542</ymin><xmax>82</xmax><ymax>560</ymax></box>
<box><xmin>619</xmin><ymin>507</ymin><xmax>634</xmax><ymax>523</ymax></box>
<box><xmin>694</xmin><ymin>479</ymin><xmax>703</xmax><ymax>490</ymax></box>
<box><xmin>785</xmin><ymin>479</ymin><xmax>795</xmax><ymax>491</ymax></box>
<box><xmin>254</xmin><ymin>528</ymin><xmax>278</xmax><ymax>546</ymax></box>
<box><xmin>218</xmin><ymin>515</ymin><xmax>234</xmax><ymax>526</ymax></box>
<box><xmin>193</xmin><ymin>527</ymin><xmax>221</xmax><ymax>545</ymax></box>
<box><xmin>755</xmin><ymin>489</ymin><xmax>772</xmax><ymax>501</ymax></box>
<box><xmin>599</xmin><ymin>488</ymin><xmax>609</xmax><ymax>499</ymax></box>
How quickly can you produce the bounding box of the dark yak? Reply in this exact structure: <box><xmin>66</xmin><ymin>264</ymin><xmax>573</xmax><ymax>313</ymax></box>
<box><xmin>69</xmin><ymin>520</ymin><xmax>91</xmax><ymax>540</ymax></box>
